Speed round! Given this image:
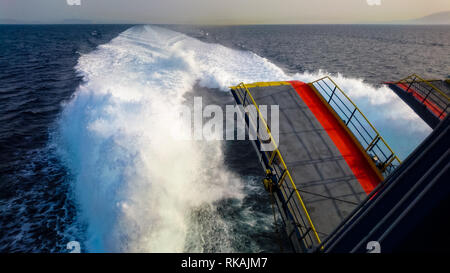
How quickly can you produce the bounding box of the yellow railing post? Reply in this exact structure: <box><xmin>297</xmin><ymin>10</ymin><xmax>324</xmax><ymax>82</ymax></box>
<box><xmin>269</xmin><ymin>149</ymin><xmax>278</xmax><ymax>165</ymax></box>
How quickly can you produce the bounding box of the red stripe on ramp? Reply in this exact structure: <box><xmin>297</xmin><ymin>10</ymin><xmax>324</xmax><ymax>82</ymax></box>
<box><xmin>396</xmin><ymin>83</ymin><xmax>446</xmax><ymax>119</ymax></box>
<box><xmin>289</xmin><ymin>81</ymin><xmax>382</xmax><ymax>195</ymax></box>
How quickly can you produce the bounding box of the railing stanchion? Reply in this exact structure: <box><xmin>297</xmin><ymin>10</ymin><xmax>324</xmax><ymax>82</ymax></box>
<box><xmin>405</xmin><ymin>76</ymin><xmax>416</xmax><ymax>93</ymax></box>
<box><xmin>422</xmin><ymin>87</ymin><xmax>432</xmax><ymax>103</ymax></box>
<box><xmin>328</xmin><ymin>86</ymin><xmax>337</xmax><ymax>104</ymax></box>
<box><xmin>346</xmin><ymin>108</ymin><xmax>357</xmax><ymax>126</ymax></box>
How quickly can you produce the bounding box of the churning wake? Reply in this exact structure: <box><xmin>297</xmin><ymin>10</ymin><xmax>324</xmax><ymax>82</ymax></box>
<box><xmin>291</xmin><ymin>71</ymin><xmax>432</xmax><ymax>160</ymax></box>
<box><xmin>56</xmin><ymin>25</ymin><xmax>431</xmax><ymax>252</ymax></box>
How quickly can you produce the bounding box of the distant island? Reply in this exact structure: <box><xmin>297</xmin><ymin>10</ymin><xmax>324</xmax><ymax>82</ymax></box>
<box><xmin>0</xmin><ymin>11</ymin><xmax>449</xmax><ymax>25</ymax></box>
<box><xmin>0</xmin><ymin>18</ymin><xmax>97</xmax><ymax>24</ymax></box>
<box><xmin>399</xmin><ymin>11</ymin><xmax>450</xmax><ymax>25</ymax></box>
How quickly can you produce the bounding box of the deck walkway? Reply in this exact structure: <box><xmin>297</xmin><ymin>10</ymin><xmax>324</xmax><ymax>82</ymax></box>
<box><xmin>231</xmin><ymin>81</ymin><xmax>384</xmax><ymax>251</ymax></box>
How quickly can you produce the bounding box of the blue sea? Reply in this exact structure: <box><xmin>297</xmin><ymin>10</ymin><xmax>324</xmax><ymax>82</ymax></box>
<box><xmin>0</xmin><ymin>24</ymin><xmax>448</xmax><ymax>252</ymax></box>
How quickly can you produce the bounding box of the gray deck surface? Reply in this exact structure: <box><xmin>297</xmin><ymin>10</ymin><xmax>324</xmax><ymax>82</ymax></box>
<box><xmin>246</xmin><ymin>84</ymin><xmax>367</xmax><ymax>238</ymax></box>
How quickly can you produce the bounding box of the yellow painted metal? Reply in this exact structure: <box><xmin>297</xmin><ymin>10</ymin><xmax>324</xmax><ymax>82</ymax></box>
<box><xmin>381</xmin><ymin>156</ymin><xmax>397</xmax><ymax>173</ymax></box>
<box><xmin>279</xmin><ymin>171</ymin><xmax>288</xmax><ymax>186</ymax></box>
<box><xmin>269</xmin><ymin>149</ymin><xmax>278</xmax><ymax>165</ymax></box>
<box><xmin>235</xmin><ymin>82</ymin><xmax>322</xmax><ymax>247</ymax></box>
<box><xmin>396</xmin><ymin>74</ymin><xmax>450</xmax><ymax>101</ymax></box>
<box><xmin>230</xmin><ymin>81</ymin><xmax>290</xmax><ymax>89</ymax></box>
<box><xmin>365</xmin><ymin>136</ymin><xmax>379</xmax><ymax>152</ymax></box>
<box><xmin>310</xmin><ymin>76</ymin><xmax>402</xmax><ymax>167</ymax></box>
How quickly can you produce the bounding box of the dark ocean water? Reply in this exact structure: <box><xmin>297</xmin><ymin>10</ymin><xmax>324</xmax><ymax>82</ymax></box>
<box><xmin>0</xmin><ymin>24</ymin><xmax>448</xmax><ymax>252</ymax></box>
<box><xmin>0</xmin><ymin>25</ymin><xmax>131</xmax><ymax>252</ymax></box>
<box><xmin>170</xmin><ymin>24</ymin><xmax>450</xmax><ymax>85</ymax></box>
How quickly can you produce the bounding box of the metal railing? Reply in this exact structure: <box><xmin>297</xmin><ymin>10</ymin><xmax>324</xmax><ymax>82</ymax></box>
<box><xmin>232</xmin><ymin>83</ymin><xmax>322</xmax><ymax>250</ymax></box>
<box><xmin>310</xmin><ymin>76</ymin><xmax>401</xmax><ymax>176</ymax></box>
<box><xmin>394</xmin><ymin>74</ymin><xmax>449</xmax><ymax>119</ymax></box>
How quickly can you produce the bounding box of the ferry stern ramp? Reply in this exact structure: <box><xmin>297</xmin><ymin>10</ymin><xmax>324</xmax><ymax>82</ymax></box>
<box><xmin>230</xmin><ymin>78</ymin><xmax>401</xmax><ymax>252</ymax></box>
<box><xmin>385</xmin><ymin>74</ymin><xmax>450</xmax><ymax>129</ymax></box>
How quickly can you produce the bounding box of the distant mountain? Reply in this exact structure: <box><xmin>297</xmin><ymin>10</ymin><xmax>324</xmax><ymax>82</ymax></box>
<box><xmin>402</xmin><ymin>11</ymin><xmax>450</xmax><ymax>25</ymax></box>
<box><xmin>1</xmin><ymin>11</ymin><xmax>448</xmax><ymax>25</ymax></box>
<box><xmin>60</xmin><ymin>19</ymin><xmax>94</xmax><ymax>24</ymax></box>
<box><xmin>0</xmin><ymin>18</ymin><xmax>95</xmax><ymax>24</ymax></box>
<box><xmin>0</xmin><ymin>18</ymin><xmax>138</xmax><ymax>25</ymax></box>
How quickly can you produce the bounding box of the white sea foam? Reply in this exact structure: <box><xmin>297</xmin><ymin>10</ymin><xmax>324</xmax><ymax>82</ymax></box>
<box><xmin>289</xmin><ymin>70</ymin><xmax>432</xmax><ymax>159</ymax></box>
<box><xmin>57</xmin><ymin>25</ymin><xmax>431</xmax><ymax>252</ymax></box>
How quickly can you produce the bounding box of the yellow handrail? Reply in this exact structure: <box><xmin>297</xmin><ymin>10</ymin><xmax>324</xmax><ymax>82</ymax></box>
<box><xmin>310</xmin><ymin>76</ymin><xmax>402</xmax><ymax>167</ymax></box>
<box><xmin>235</xmin><ymin>82</ymin><xmax>322</xmax><ymax>246</ymax></box>
<box><xmin>396</xmin><ymin>73</ymin><xmax>450</xmax><ymax>101</ymax></box>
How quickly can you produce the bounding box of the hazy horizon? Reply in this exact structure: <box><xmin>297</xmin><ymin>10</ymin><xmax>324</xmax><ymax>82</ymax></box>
<box><xmin>1</xmin><ymin>0</ymin><xmax>449</xmax><ymax>25</ymax></box>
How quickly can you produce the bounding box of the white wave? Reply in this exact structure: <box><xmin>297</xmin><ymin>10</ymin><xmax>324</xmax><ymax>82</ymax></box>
<box><xmin>56</xmin><ymin>25</ymin><xmax>261</xmax><ymax>252</ymax></box>
<box><xmin>57</xmin><ymin>25</ymin><xmax>431</xmax><ymax>252</ymax></box>
<box><xmin>288</xmin><ymin>70</ymin><xmax>432</xmax><ymax>159</ymax></box>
